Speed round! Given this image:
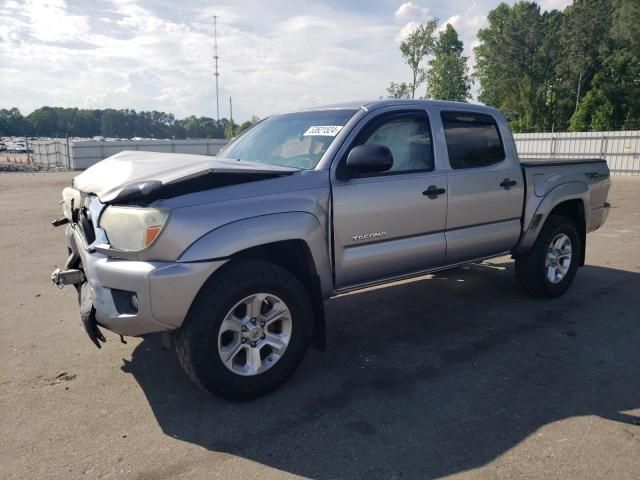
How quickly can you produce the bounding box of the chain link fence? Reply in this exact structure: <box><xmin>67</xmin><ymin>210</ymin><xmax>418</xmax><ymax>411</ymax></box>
<box><xmin>30</xmin><ymin>139</ymin><xmax>72</xmax><ymax>169</ymax></box>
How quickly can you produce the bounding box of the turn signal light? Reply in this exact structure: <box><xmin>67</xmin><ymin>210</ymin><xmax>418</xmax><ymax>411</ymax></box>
<box><xmin>145</xmin><ymin>226</ymin><xmax>163</xmax><ymax>247</ymax></box>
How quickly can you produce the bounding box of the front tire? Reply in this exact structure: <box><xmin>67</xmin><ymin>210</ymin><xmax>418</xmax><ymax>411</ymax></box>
<box><xmin>174</xmin><ymin>260</ymin><xmax>313</xmax><ymax>400</ymax></box>
<box><xmin>515</xmin><ymin>215</ymin><xmax>581</xmax><ymax>298</ymax></box>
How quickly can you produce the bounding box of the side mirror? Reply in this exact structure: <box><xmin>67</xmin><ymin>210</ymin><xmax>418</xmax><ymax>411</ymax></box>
<box><xmin>345</xmin><ymin>144</ymin><xmax>393</xmax><ymax>174</ymax></box>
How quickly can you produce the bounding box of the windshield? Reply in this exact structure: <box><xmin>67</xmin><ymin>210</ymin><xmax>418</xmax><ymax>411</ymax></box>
<box><xmin>218</xmin><ymin>109</ymin><xmax>357</xmax><ymax>169</ymax></box>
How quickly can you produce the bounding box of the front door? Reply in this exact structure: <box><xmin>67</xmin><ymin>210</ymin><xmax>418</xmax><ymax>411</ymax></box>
<box><xmin>332</xmin><ymin>110</ymin><xmax>448</xmax><ymax>289</ymax></box>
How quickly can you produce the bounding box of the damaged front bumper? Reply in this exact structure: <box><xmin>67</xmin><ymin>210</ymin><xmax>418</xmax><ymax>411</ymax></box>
<box><xmin>52</xmin><ymin>222</ymin><xmax>226</xmax><ymax>348</ymax></box>
<box><xmin>51</xmin><ymin>268</ymin><xmax>85</xmax><ymax>288</ymax></box>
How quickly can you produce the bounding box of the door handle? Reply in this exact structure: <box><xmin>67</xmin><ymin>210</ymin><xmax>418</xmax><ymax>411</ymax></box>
<box><xmin>500</xmin><ymin>178</ymin><xmax>517</xmax><ymax>189</ymax></box>
<box><xmin>423</xmin><ymin>185</ymin><xmax>446</xmax><ymax>198</ymax></box>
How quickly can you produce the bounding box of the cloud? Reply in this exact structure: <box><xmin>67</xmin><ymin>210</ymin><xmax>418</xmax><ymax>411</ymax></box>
<box><xmin>439</xmin><ymin>11</ymin><xmax>487</xmax><ymax>63</ymax></box>
<box><xmin>394</xmin><ymin>1</ymin><xmax>433</xmax><ymax>42</ymax></box>
<box><xmin>22</xmin><ymin>0</ymin><xmax>90</xmax><ymax>43</ymax></box>
<box><xmin>395</xmin><ymin>2</ymin><xmax>430</xmax><ymax>21</ymax></box>
<box><xmin>0</xmin><ymin>0</ymin><xmax>410</xmax><ymax>120</ymax></box>
<box><xmin>538</xmin><ymin>0</ymin><xmax>573</xmax><ymax>12</ymax></box>
<box><xmin>0</xmin><ymin>0</ymin><xmax>574</xmax><ymax>121</ymax></box>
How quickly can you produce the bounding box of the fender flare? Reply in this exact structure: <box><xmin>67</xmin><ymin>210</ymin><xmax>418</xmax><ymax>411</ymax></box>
<box><xmin>515</xmin><ymin>181</ymin><xmax>588</xmax><ymax>254</ymax></box>
<box><xmin>177</xmin><ymin>211</ymin><xmax>333</xmax><ymax>297</ymax></box>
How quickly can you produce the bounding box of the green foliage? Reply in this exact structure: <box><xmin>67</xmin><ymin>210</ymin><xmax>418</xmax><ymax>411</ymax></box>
<box><xmin>0</xmin><ymin>108</ymin><xmax>28</xmax><ymax>136</ymax></box>
<box><xmin>224</xmin><ymin>122</ymin><xmax>235</xmax><ymax>139</ymax></box>
<box><xmin>225</xmin><ymin>115</ymin><xmax>260</xmax><ymax>139</ymax></box>
<box><xmin>388</xmin><ymin>20</ymin><xmax>470</xmax><ymax>103</ymax></box>
<box><xmin>425</xmin><ymin>24</ymin><xmax>471</xmax><ymax>101</ymax></box>
<box><xmin>570</xmin><ymin>0</ymin><xmax>640</xmax><ymax>130</ymax></box>
<box><xmin>474</xmin><ymin>2</ymin><xmax>552</xmax><ymax>131</ymax></box>
<box><xmin>386</xmin><ymin>82</ymin><xmax>412</xmax><ymax>99</ymax></box>
<box><xmin>183</xmin><ymin>115</ymin><xmax>229</xmax><ymax>139</ymax></box>
<box><xmin>0</xmin><ymin>106</ymin><xmax>258</xmax><ymax>139</ymax></box>
<box><xmin>388</xmin><ymin>20</ymin><xmax>438</xmax><ymax>99</ymax></box>
<box><xmin>475</xmin><ymin>0</ymin><xmax>640</xmax><ymax>132</ymax></box>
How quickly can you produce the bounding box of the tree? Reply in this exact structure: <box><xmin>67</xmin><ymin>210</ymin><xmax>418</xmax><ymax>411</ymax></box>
<box><xmin>473</xmin><ymin>0</ymin><xmax>639</xmax><ymax>132</ymax></box>
<box><xmin>569</xmin><ymin>0</ymin><xmax>640</xmax><ymax>130</ymax></box>
<box><xmin>73</xmin><ymin>109</ymin><xmax>101</xmax><ymax>137</ymax></box>
<box><xmin>236</xmin><ymin>115</ymin><xmax>260</xmax><ymax>135</ymax></box>
<box><xmin>0</xmin><ymin>108</ymin><xmax>28</xmax><ymax>136</ymax></box>
<box><xmin>388</xmin><ymin>20</ymin><xmax>438</xmax><ymax>99</ymax></box>
<box><xmin>557</xmin><ymin>0</ymin><xmax>614</xmax><ymax>130</ymax></box>
<box><xmin>425</xmin><ymin>24</ymin><xmax>471</xmax><ymax>101</ymax></box>
<box><xmin>100</xmin><ymin>109</ymin><xmax>128</xmax><ymax>137</ymax></box>
<box><xmin>0</xmin><ymin>107</ymin><xmax>267</xmax><ymax>139</ymax></box>
<box><xmin>474</xmin><ymin>2</ymin><xmax>550</xmax><ymax>131</ymax></box>
<box><xmin>386</xmin><ymin>82</ymin><xmax>412</xmax><ymax>99</ymax></box>
<box><xmin>224</xmin><ymin>121</ymin><xmax>236</xmax><ymax>139</ymax></box>
<box><xmin>27</xmin><ymin>107</ymin><xmax>60</xmax><ymax>136</ymax></box>
<box><xmin>212</xmin><ymin>118</ymin><xmax>229</xmax><ymax>139</ymax></box>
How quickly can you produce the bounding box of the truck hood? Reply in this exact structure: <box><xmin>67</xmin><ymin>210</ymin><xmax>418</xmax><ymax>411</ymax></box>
<box><xmin>72</xmin><ymin>150</ymin><xmax>298</xmax><ymax>203</ymax></box>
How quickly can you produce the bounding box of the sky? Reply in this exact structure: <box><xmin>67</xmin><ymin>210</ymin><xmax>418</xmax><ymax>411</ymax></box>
<box><xmin>0</xmin><ymin>0</ymin><xmax>572</xmax><ymax>122</ymax></box>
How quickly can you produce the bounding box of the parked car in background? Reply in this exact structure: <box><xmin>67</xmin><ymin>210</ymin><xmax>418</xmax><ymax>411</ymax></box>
<box><xmin>51</xmin><ymin>99</ymin><xmax>611</xmax><ymax>400</ymax></box>
<box><xmin>5</xmin><ymin>142</ymin><xmax>32</xmax><ymax>153</ymax></box>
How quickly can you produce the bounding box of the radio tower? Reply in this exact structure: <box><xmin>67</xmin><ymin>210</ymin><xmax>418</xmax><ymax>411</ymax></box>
<box><xmin>213</xmin><ymin>15</ymin><xmax>220</xmax><ymax>121</ymax></box>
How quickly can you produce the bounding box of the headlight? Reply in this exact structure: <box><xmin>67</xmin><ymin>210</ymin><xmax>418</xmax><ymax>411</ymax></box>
<box><xmin>99</xmin><ymin>206</ymin><xmax>170</xmax><ymax>251</ymax></box>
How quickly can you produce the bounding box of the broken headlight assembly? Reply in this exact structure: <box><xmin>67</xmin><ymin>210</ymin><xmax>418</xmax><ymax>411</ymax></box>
<box><xmin>98</xmin><ymin>206</ymin><xmax>169</xmax><ymax>251</ymax></box>
<box><xmin>61</xmin><ymin>187</ymin><xmax>82</xmax><ymax>221</ymax></box>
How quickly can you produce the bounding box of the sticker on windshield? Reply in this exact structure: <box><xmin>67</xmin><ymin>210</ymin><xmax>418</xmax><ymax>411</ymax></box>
<box><xmin>303</xmin><ymin>125</ymin><xmax>343</xmax><ymax>137</ymax></box>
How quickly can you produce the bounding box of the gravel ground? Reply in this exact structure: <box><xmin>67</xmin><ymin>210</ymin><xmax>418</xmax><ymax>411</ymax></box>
<box><xmin>0</xmin><ymin>172</ymin><xmax>638</xmax><ymax>480</ymax></box>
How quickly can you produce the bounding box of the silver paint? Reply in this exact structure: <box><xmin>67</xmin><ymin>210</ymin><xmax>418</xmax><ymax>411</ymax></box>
<box><xmin>57</xmin><ymin>99</ymin><xmax>611</xmax><ymax>338</ymax></box>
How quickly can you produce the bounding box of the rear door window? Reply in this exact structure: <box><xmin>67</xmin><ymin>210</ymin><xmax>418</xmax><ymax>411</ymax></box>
<box><xmin>441</xmin><ymin>112</ymin><xmax>505</xmax><ymax>169</ymax></box>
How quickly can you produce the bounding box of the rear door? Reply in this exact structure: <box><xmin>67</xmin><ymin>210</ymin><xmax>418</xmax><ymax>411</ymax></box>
<box><xmin>440</xmin><ymin>111</ymin><xmax>524</xmax><ymax>264</ymax></box>
<box><xmin>331</xmin><ymin>109</ymin><xmax>447</xmax><ymax>289</ymax></box>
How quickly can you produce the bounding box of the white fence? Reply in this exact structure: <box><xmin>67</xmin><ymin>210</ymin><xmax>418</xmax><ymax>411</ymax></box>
<box><xmin>514</xmin><ymin>131</ymin><xmax>640</xmax><ymax>175</ymax></box>
<box><xmin>30</xmin><ymin>131</ymin><xmax>640</xmax><ymax>175</ymax></box>
<box><xmin>32</xmin><ymin>139</ymin><xmax>228</xmax><ymax>170</ymax></box>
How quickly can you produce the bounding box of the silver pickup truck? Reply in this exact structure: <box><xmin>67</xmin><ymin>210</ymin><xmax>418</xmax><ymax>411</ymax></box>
<box><xmin>51</xmin><ymin>100</ymin><xmax>611</xmax><ymax>399</ymax></box>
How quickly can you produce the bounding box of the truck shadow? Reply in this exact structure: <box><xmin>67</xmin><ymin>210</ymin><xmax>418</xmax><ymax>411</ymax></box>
<box><xmin>121</xmin><ymin>259</ymin><xmax>640</xmax><ymax>479</ymax></box>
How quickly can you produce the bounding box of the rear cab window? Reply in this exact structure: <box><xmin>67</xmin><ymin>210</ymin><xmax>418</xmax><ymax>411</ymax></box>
<box><xmin>441</xmin><ymin>111</ymin><xmax>505</xmax><ymax>169</ymax></box>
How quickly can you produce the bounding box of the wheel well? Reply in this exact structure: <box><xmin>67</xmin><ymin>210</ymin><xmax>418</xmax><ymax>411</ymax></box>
<box><xmin>231</xmin><ymin>240</ymin><xmax>326</xmax><ymax>350</ymax></box>
<box><xmin>231</xmin><ymin>240</ymin><xmax>316</xmax><ymax>288</ymax></box>
<box><xmin>549</xmin><ymin>200</ymin><xmax>586</xmax><ymax>266</ymax></box>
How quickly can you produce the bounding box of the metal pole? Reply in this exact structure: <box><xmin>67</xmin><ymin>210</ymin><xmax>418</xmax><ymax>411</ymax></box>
<box><xmin>229</xmin><ymin>96</ymin><xmax>233</xmax><ymax>136</ymax></box>
<box><xmin>575</xmin><ymin>72</ymin><xmax>582</xmax><ymax>113</ymax></box>
<box><xmin>66</xmin><ymin>135</ymin><xmax>71</xmax><ymax>169</ymax></box>
<box><xmin>214</xmin><ymin>16</ymin><xmax>220</xmax><ymax>122</ymax></box>
<box><xmin>600</xmin><ymin>135</ymin><xmax>608</xmax><ymax>160</ymax></box>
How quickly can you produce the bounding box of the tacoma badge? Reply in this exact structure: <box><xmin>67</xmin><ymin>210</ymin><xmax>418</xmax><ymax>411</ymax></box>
<box><xmin>352</xmin><ymin>231</ymin><xmax>387</xmax><ymax>242</ymax></box>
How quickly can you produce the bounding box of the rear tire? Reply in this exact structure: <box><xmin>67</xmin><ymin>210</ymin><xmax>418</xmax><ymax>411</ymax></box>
<box><xmin>174</xmin><ymin>259</ymin><xmax>313</xmax><ymax>400</ymax></box>
<box><xmin>515</xmin><ymin>215</ymin><xmax>581</xmax><ymax>298</ymax></box>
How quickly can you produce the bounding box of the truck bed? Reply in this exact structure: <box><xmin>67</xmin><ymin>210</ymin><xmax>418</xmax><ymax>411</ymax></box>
<box><xmin>520</xmin><ymin>158</ymin><xmax>607</xmax><ymax>168</ymax></box>
<box><xmin>519</xmin><ymin>157</ymin><xmax>611</xmax><ymax>244</ymax></box>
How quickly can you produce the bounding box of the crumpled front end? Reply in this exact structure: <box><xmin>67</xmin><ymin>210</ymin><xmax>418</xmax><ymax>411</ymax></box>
<box><xmin>51</xmin><ymin>190</ymin><xmax>225</xmax><ymax>347</ymax></box>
